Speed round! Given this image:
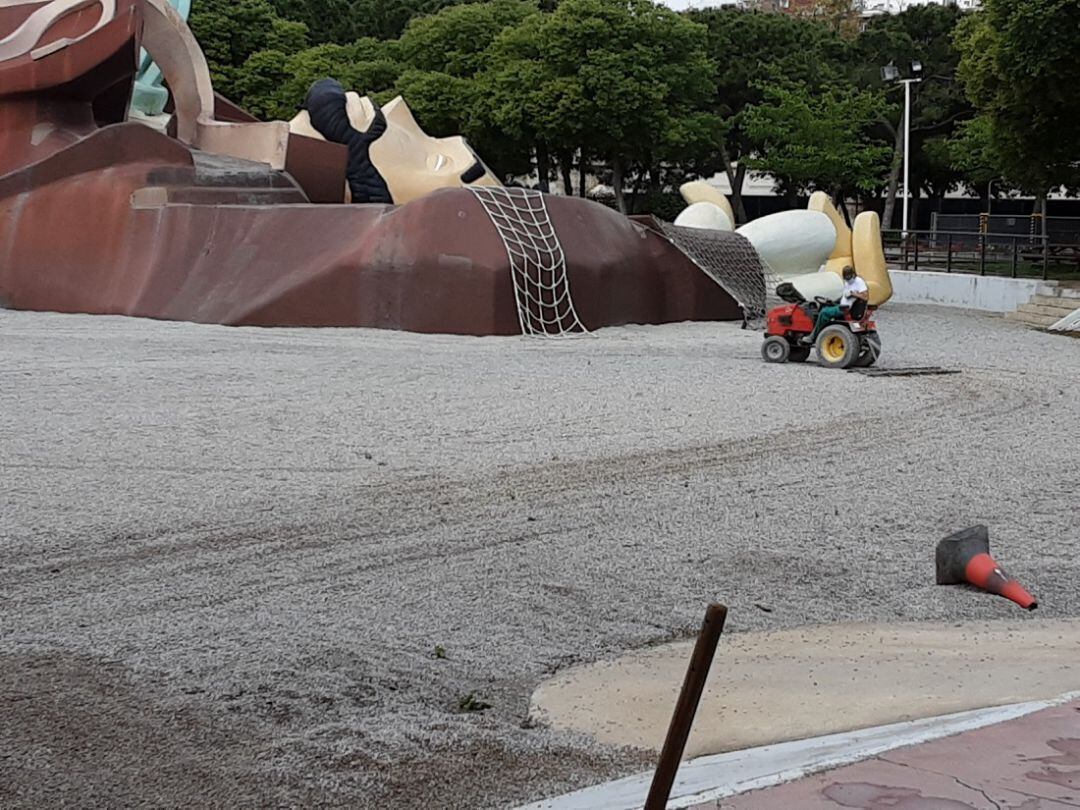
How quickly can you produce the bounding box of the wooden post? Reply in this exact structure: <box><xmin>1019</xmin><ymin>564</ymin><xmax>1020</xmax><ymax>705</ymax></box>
<box><xmin>644</xmin><ymin>603</ymin><xmax>728</xmax><ymax>810</ymax></box>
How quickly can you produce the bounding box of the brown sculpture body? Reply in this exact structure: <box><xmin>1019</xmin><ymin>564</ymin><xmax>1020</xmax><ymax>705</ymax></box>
<box><xmin>0</xmin><ymin>0</ymin><xmax>741</xmax><ymax>334</ymax></box>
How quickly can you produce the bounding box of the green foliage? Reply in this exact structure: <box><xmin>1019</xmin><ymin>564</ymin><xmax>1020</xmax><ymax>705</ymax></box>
<box><xmin>478</xmin><ymin>0</ymin><xmax>717</xmax><ymax>206</ymax></box>
<box><xmin>945</xmin><ymin>115</ymin><xmax>1005</xmax><ymax>194</ymax></box>
<box><xmin>398</xmin><ymin>0</ymin><xmax>535</xmax><ymax>75</ymax></box>
<box><xmin>237</xmin><ymin>39</ymin><xmax>402</xmax><ymax>120</ymax></box>
<box><xmin>187</xmin><ymin>0</ymin><xmax>1060</xmax><ymax>217</ymax></box>
<box><xmin>743</xmin><ymin>83</ymin><xmax>892</xmax><ymax>196</ymax></box>
<box><xmin>392</xmin><ymin>69</ymin><xmax>476</xmax><ymax>136</ymax></box>
<box><xmin>270</xmin><ymin>0</ymin><xmax>495</xmax><ymax>43</ymax></box>
<box><xmin>955</xmin><ymin>0</ymin><xmax>1080</xmax><ymax>196</ymax></box>
<box><xmin>189</xmin><ymin>0</ymin><xmax>309</xmax><ymax>99</ymax></box>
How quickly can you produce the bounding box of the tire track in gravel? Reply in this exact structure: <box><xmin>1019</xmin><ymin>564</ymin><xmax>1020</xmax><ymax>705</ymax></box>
<box><xmin>0</xmin><ymin>368</ymin><xmax>1024</xmax><ymax>612</ymax></box>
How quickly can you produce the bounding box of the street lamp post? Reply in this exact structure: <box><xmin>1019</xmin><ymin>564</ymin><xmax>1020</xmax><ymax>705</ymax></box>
<box><xmin>882</xmin><ymin>60</ymin><xmax>923</xmax><ymax>237</ymax></box>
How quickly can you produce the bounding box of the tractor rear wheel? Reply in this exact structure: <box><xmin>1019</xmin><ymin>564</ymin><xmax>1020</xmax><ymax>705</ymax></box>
<box><xmin>816</xmin><ymin>324</ymin><xmax>859</xmax><ymax>369</ymax></box>
<box><xmin>761</xmin><ymin>336</ymin><xmax>790</xmax><ymax>363</ymax></box>
<box><xmin>852</xmin><ymin>332</ymin><xmax>882</xmax><ymax>367</ymax></box>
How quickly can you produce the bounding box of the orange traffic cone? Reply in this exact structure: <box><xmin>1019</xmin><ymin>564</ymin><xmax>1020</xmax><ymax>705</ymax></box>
<box><xmin>935</xmin><ymin>525</ymin><xmax>1037</xmax><ymax>610</ymax></box>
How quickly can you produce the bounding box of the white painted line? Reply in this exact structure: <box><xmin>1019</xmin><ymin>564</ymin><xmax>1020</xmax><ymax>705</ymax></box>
<box><xmin>518</xmin><ymin>692</ymin><xmax>1080</xmax><ymax>810</ymax></box>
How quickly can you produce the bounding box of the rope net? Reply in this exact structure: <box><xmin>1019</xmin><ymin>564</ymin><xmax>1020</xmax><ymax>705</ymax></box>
<box><xmin>660</xmin><ymin>223</ymin><xmax>783</xmax><ymax>329</ymax></box>
<box><xmin>471</xmin><ymin>187</ymin><xmax>588</xmax><ymax>337</ymax></box>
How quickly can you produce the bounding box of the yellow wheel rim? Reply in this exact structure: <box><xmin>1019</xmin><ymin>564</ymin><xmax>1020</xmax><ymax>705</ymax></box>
<box><xmin>823</xmin><ymin>334</ymin><xmax>847</xmax><ymax>361</ymax></box>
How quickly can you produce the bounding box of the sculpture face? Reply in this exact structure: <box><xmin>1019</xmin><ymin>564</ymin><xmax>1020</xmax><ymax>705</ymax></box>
<box><xmin>367</xmin><ymin>95</ymin><xmax>500</xmax><ymax>204</ymax></box>
<box><xmin>289</xmin><ymin>85</ymin><xmax>499</xmax><ymax>206</ymax></box>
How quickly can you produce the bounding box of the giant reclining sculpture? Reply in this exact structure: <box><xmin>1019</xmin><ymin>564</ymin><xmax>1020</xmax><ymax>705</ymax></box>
<box><xmin>0</xmin><ymin>0</ymin><xmax>748</xmax><ymax>334</ymax></box>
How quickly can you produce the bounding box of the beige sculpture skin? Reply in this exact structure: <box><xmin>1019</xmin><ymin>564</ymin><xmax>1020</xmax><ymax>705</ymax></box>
<box><xmin>138</xmin><ymin>0</ymin><xmax>290</xmax><ymax>168</ymax></box>
<box><xmin>289</xmin><ymin>92</ymin><xmax>500</xmax><ymax>205</ymax></box>
<box><xmin>677</xmin><ymin>182</ymin><xmax>893</xmax><ymax>308</ymax></box>
<box><xmin>808</xmin><ymin>191</ymin><xmax>893</xmax><ymax>307</ymax></box>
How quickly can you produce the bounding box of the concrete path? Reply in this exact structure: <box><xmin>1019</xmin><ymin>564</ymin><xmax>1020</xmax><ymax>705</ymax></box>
<box><xmin>706</xmin><ymin>699</ymin><xmax>1080</xmax><ymax>809</ymax></box>
<box><xmin>532</xmin><ymin>619</ymin><xmax>1080</xmax><ymax>760</ymax></box>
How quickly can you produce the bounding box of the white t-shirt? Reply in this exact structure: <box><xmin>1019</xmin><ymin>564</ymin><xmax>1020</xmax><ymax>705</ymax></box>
<box><xmin>841</xmin><ymin>276</ymin><xmax>868</xmax><ymax>308</ymax></box>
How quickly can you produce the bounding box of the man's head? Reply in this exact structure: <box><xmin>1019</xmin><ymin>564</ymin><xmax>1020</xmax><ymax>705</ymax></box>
<box><xmin>842</xmin><ymin>265</ymin><xmax>856</xmax><ymax>282</ymax></box>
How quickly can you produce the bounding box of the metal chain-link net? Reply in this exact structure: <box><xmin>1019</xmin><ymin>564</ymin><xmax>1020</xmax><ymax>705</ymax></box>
<box><xmin>470</xmin><ymin>186</ymin><xmax>588</xmax><ymax>337</ymax></box>
<box><xmin>660</xmin><ymin>223</ymin><xmax>783</xmax><ymax>329</ymax></box>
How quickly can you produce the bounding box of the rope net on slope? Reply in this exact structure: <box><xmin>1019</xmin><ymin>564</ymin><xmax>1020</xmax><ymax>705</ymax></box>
<box><xmin>470</xmin><ymin>187</ymin><xmax>588</xmax><ymax>337</ymax></box>
<box><xmin>660</xmin><ymin>223</ymin><xmax>783</xmax><ymax>329</ymax></box>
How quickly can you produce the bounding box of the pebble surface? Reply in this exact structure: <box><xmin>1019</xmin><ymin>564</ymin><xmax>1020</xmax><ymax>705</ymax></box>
<box><xmin>1</xmin><ymin>305</ymin><xmax>1077</xmax><ymax>808</ymax></box>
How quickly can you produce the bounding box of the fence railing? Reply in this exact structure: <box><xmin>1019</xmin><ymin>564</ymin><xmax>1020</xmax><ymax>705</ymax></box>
<box><xmin>883</xmin><ymin>229</ymin><xmax>1080</xmax><ymax>281</ymax></box>
<box><xmin>929</xmin><ymin>214</ymin><xmax>1080</xmax><ymax>246</ymax></box>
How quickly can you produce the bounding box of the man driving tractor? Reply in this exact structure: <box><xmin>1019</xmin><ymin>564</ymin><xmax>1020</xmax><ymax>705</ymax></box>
<box><xmin>800</xmin><ymin>265</ymin><xmax>869</xmax><ymax>346</ymax></box>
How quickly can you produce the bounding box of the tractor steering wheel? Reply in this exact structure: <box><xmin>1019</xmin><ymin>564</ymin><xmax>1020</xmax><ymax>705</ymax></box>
<box><xmin>814</xmin><ymin>295</ymin><xmax>832</xmax><ymax>305</ymax></box>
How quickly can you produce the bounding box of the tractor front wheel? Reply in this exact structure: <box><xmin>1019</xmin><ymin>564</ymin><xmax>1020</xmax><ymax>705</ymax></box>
<box><xmin>816</xmin><ymin>324</ymin><xmax>859</xmax><ymax>369</ymax></box>
<box><xmin>761</xmin><ymin>335</ymin><xmax>790</xmax><ymax>363</ymax></box>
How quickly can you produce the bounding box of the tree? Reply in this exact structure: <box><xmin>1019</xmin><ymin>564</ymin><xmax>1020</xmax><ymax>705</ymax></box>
<box><xmin>392</xmin><ymin>1</ymin><xmax>540</xmax><ymax>180</ymax></box>
<box><xmin>944</xmin><ymin>115</ymin><xmax>1013</xmax><ymax>205</ymax></box>
<box><xmin>236</xmin><ymin>39</ymin><xmax>402</xmax><ymax>120</ymax></box>
<box><xmin>955</xmin><ymin>0</ymin><xmax>1080</xmax><ymax>228</ymax></box>
<box><xmin>268</xmin><ymin>0</ymin><xmax>355</xmax><ymax>43</ymax></box>
<box><xmin>189</xmin><ymin>0</ymin><xmax>309</xmax><ymax>101</ymax></box>
<box><xmin>397</xmin><ymin>0</ymin><xmax>535</xmax><ymax>75</ymax></box>
<box><xmin>852</xmin><ymin>4</ymin><xmax>970</xmax><ymax>228</ymax></box>
<box><xmin>686</xmin><ymin>7</ymin><xmax>848</xmax><ymax>221</ymax></box>
<box><xmin>743</xmin><ymin>82</ymin><xmax>892</xmax><ymax>211</ymax></box>
<box><xmin>489</xmin><ymin>0</ymin><xmax>716</xmax><ymax>212</ymax></box>
<box><xmin>268</xmin><ymin>0</ymin><xmax>488</xmax><ymax>43</ymax></box>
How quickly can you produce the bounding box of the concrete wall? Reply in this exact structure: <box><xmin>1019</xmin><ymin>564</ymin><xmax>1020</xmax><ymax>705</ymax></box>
<box><xmin>888</xmin><ymin>270</ymin><xmax>1052</xmax><ymax>313</ymax></box>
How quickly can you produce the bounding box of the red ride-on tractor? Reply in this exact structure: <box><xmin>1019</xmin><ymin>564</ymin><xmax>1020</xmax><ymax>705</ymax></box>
<box><xmin>760</xmin><ymin>283</ymin><xmax>881</xmax><ymax>369</ymax></box>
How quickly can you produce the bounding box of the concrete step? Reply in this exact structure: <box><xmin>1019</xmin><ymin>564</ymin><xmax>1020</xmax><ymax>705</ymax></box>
<box><xmin>131</xmin><ymin>185</ymin><xmax>308</xmax><ymax>207</ymax></box>
<box><xmin>1016</xmin><ymin>302</ymin><xmax>1080</xmax><ymax>319</ymax></box>
<box><xmin>1006</xmin><ymin>310</ymin><xmax>1061</xmax><ymax>328</ymax></box>
<box><xmin>1027</xmin><ymin>295</ymin><xmax>1080</xmax><ymax>312</ymax></box>
<box><xmin>1036</xmin><ymin>284</ymin><xmax>1080</xmax><ymax>299</ymax></box>
<box><xmin>165</xmin><ymin>186</ymin><xmax>309</xmax><ymax>205</ymax></box>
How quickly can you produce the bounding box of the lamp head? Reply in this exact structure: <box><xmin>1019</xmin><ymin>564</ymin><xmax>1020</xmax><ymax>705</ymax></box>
<box><xmin>881</xmin><ymin>63</ymin><xmax>900</xmax><ymax>83</ymax></box>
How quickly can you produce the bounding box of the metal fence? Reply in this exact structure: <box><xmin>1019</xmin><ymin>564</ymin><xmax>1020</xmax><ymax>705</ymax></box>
<box><xmin>930</xmin><ymin>214</ymin><xmax>1080</xmax><ymax>246</ymax></box>
<box><xmin>883</xmin><ymin>229</ymin><xmax>1080</xmax><ymax>280</ymax></box>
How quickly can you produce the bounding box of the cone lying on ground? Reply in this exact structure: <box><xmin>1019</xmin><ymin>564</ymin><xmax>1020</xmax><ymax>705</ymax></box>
<box><xmin>935</xmin><ymin>525</ymin><xmax>1037</xmax><ymax>610</ymax></box>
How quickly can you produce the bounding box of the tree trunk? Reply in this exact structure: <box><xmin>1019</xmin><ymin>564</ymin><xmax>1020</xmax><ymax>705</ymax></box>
<box><xmin>578</xmin><ymin>148</ymin><xmax>588</xmax><ymax>197</ymax></box>
<box><xmin>838</xmin><ymin>196</ymin><xmax>852</xmax><ymax>227</ymax></box>
<box><xmin>647</xmin><ymin>159</ymin><xmax>660</xmax><ymax>196</ymax></box>
<box><xmin>535</xmin><ymin>143</ymin><xmax>550</xmax><ymax>193</ymax></box>
<box><xmin>719</xmin><ymin>140</ymin><xmax>748</xmax><ymax>224</ymax></box>
<box><xmin>558</xmin><ymin>151</ymin><xmax>574</xmax><ymax>196</ymax></box>
<box><xmin>612</xmin><ymin>155</ymin><xmax>626</xmax><ymax>214</ymax></box>
<box><xmin>882</xmin><ymin>117</ymin><xmax>905</xmax><ymax>230</ymax></box>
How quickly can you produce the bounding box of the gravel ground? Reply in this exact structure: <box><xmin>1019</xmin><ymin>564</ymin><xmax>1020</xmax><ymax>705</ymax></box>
<box><xmin>1</xmin><ymin>305</ymin><xmax>1078</xmax><ymax>809</ymax></box>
